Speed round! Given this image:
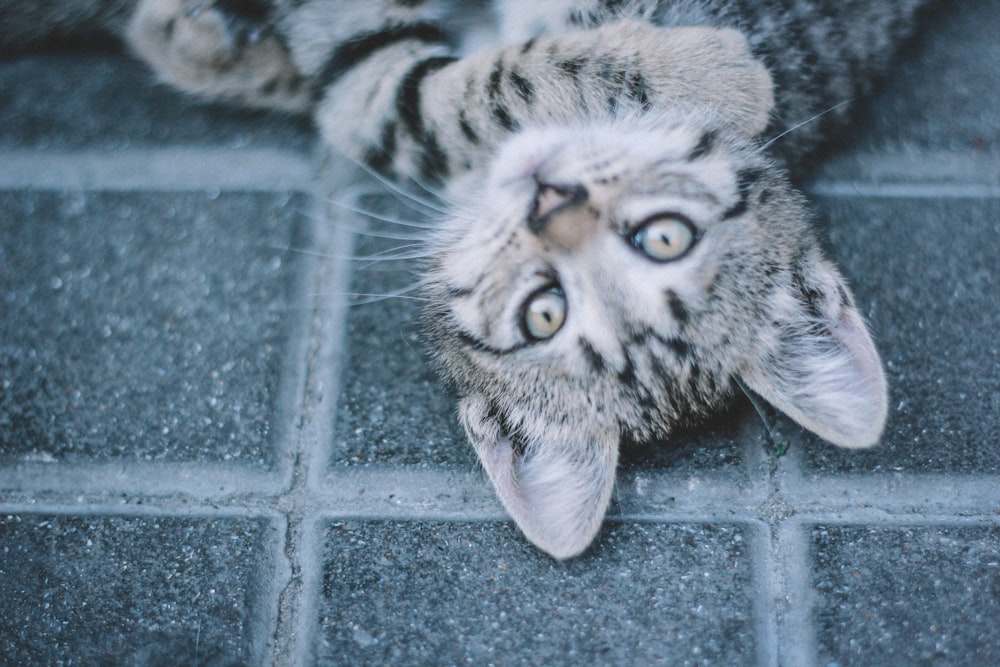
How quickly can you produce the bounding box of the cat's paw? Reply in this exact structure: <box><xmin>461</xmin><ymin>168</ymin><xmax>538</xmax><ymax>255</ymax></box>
<box><xmin>126</xmin><ymin>0</ymin><xmax>310</xmax><ymax>112</ymax></box>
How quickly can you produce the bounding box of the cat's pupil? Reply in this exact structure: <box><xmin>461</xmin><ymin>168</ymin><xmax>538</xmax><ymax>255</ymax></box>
<box><xmin>522</xmin><ymin>286</ymin><xmax>567</xmax><ymax>341</ymax></box>
<box><xmin>631</xmin><ymin>216</ymin><xmax>696</xmax><ymax>262</ymax></box>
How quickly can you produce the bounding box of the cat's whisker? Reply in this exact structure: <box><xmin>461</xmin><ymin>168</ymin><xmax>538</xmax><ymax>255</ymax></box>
<box><xmin>358</xmin><ymin>136</ymin><xmax>451</xmax><ymax>204</ymax></box>
<box><xmin>257</xmin><ymin>303</ymin><xmax>333</xmax><ymax>313</ymax></box>
<box><xmin>731</xmin><ymin>375</ymin><xmax>789</xmax><ymax>456</ymax></box>
<box><xmin>352</xmin><ymin>255</ymin><xmax>431</xmax><ymax>268</ymax></box>
<box><xmin>321</xmin><ymin>281</ymin><xmax>433</xmax><ymax>307</ymax></box>
<box><xmin>333</xmin><ymin>145</ymin><xmax>452</xmax><ymax>216</ymax></box>
<box><xmin>327</xmin><ymin>212</ymin><xmax>432</xmax><ymax>241</ymax></box>
<box><xmin>289</xmin><ymin>202</ymin><xmax>435</xmax><ymax>245</ymax></box>
<box><xmin>338</xmin><ymin>293</ymin><xmax>432</xmax><ymax>307</ymax></box>
<box><xmin>756</xmin><ymin>99</ymin><xmax>853</xmax><ymax>154</ymax></box>
<box><xmin>267</xmin><ymin>242</ymin><xmax>429</xmax><ymax>264</ymax></box>
<box><xmin>350</xmin><ymin>227</ymin><xmax>430</xmax><ymax>242</ymax></box>
<box><xmin>327</xmin><ymin>197</ymin><xmax>438</xmax><ymax>230</ymax></box>
<box><xmin>267</xmin><ymin>243</ymin><xmax>339</xmax><ymax>260</ymax></box>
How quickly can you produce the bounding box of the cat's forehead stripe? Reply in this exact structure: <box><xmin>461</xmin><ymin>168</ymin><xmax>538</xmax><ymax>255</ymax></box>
<box><xmin>685</xmin><ymin>129</ymin><xmax>719</xmax><ymax>161</ymax></box>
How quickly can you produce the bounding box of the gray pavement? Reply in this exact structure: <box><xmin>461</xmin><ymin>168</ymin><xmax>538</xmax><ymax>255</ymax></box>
<box><xmin>1</xmin><ymin>2</ymin><xmax>998</xmax><ymax>665</ymax></box>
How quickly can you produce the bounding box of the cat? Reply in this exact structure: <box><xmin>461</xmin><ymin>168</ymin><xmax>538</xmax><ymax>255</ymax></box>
<box><xmin>2</xmin><ymin>0</ymin><xmax>930</xmax><ymax>559</ymax></box>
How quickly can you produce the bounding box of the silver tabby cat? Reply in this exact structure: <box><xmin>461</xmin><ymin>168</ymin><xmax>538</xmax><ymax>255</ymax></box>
<box><xmin>4</xmin><ymin>0</ymin><xmax>930</xmax><ymax>559</ymax></box>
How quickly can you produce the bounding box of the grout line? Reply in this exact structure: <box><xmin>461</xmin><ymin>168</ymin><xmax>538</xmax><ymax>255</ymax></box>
<box><xmin>5</xmin><ymin>148</ymin><xmax>996</xmax><ymax>198</ymax></box>
<box><xmin>745</xmin><ymin>419</ymin><xmax>782</xmax><ymax>667</ymax></box>
<box><xmin>0</xmin><ymin>464</ymin><xmax>1000</xmax><ymax>526</ymax></box>
<box><xmin>302</xmin><ymin>161</ymin><xmax>366</xmax><ymax>493</ymax></box>
<box><xmin>787</xmin><ymin>511</ymin><xmax>1000</xmax><ymax>528</ymax></box>
<box><xmin>751</xmin><ymin>522</ymin><xmax>780</xmax><ymax>667</ymax></box>
<box><xmin>267</xmin><ymin>185</ymin><xmax>324</xmax><ymax>499</ymax></box>
<box><xmin>773</xmin><ymin>520</ymin><xmax>819</xmax><ymax>666</ymax></box>
<box><xmin>268</xmin><ymin>152</ymin><xmax>351</xmax><ymax>666</ymax></box>
<box><xmin>285</xmin><ymin>513</ymin><xmax>325</xmax><ymax>667</ymax></box>
<box><xmin>807</xmin><ymin>180</ymin><xmax>1000</xmax><ymax>199</ymax></box>
<box><xmin>252</xmin><ymin>515</ymin><xmax>292</xmax><ymax>665</ymax></box>
<box><xmin>2</xmin><ymin>464</ymin><xmax>998</xmax><ymax>521</ymax></box>
<box><xmin>0</xmin><ymin>500</ymin><xmax>283</xmax><ymax>520</ymax></box>
<box><xmin>779</xmin><ymin>469</ymin><xmax>1000</xmax><ymax>516</ymax></box>
<box><xmin>318</xmin><ymin>467</ymin><xmax>504</xmax><ymax>518</ymax></box>
<box><xmin>0</xmin><ymin>461</ymin><xmax>286</xmax><ymax>499</ymax></box>
<box><xmin>0</xmin><ymin>148</ymin><xmax>314</xmax><ymax>191</ymax></box>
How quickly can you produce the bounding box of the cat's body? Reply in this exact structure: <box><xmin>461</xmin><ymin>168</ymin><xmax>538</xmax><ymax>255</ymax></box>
<box><xmin>2</xmin><ymin>0</ymin><xmax>930</xmax><ymax>558</ymax></box>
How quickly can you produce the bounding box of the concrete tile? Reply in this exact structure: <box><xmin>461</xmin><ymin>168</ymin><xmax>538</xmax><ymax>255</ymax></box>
<box><xmin>0</xmin><ymin>52</ymin><xmax>314</xmax><ymax>151</ymax></box>
<box><xmin>619</xmin><ymin>399</ymin><xmax>761</xmax><ymax>474</ymax></box>
<box><xmin>0</xmin><ymin>513</ymin><xmax>269</xmax><ymax>665</ymax></box>
<box><xmin>811</xmin><ymin>524</ymin><xmax>1000</xmax><ymax>665</ymax></box>
<box><xmin>0</xmin><ymin>190</ymin><xmax>309</xmax><ymax>464</ymax></box>
<box><xmin>318</xmin><ymin>519</ymin><xmax>756</xmax><ymax>665</ymax></box>
<box><xmin>330</xmin><ymin>193</ymin><xmax>474</xmax><ymax>468</ymax></box>
<box><xmin>796</xmin><ymin>197</ymin><xmax>1000</xmax><ymax>473</ymax></box>
<box><xmin>831</xmin><ymin>1</ymin><xmax>1000</xmax><ymax>158</ymax></box>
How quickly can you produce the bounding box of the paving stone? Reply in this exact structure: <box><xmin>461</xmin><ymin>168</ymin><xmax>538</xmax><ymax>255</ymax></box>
<box><xmin>796</xmin><ymin>197</ymin><xmax>1000</xmax><ymax>474</ymax></box>
<box><xmin>619</xmin><ymin>399</ymin><xmax>763</xmax><ymax>474</ymax></box>
<box><xmin>0</xmin><ymin>190</ymin><xmax>309</xmax><ymax>464</ymax></box>
<box><xmin>811</xmin><ymin>524</ymin><xmax>1000</xmax><ymax>665</ymax></box>
<box><xmin>0</xmin><ymin>513</ymin><xmax>269</xmax><ymax>665</ymax></box>
<box><xmin>826</xmin><ymin>0</ymin><xmax>1000</xmax><ymax>160</ymax></box>
<box><xmin>318</xmin><ymin>519</ymin><xmax>756</xmax><ymax>665</ymax></box>
<box><xmin>0</xmin><ymin>51</ymin><xmax>314</xmax><ymax>152</ymax></box>
<box><xmin>331</xmin><ymin>192</ymin><xmax>475</xmax><ymax>468</ymax></box>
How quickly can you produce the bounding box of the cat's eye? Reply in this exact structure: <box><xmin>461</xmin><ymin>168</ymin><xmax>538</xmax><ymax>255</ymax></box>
<box><xmin>629</xmin><ymin>215</ymin><xmax>697</xmax><ymax>262</ymax></box>
<box><xmin>521</xmin><ymin>286</ymin><xmax>566</xmax><ymax>341</ymax></box>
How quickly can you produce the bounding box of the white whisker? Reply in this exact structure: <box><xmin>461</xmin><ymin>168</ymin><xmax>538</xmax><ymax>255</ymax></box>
<box><xmin>321</xmin><ymin>281</ymin><xmax>433</xmax><ymax>306</ymax></box>
<box><xmin>269</xmin><ymin>243</ymin><xmax>430</xmax><ymax>263</ymax></box>
<box><xmin>328</xmin><ymin>198</ymin><xmax>437</xmax><ymax>230</ymax></box>
<box><xmin>354</xmin><ymin>229</ymin><xmax>429</xmax><ymax>242</ymax></box>
<box><xmin>355</xmin><ymin>138</ymin><xmax>450</xmax><ymax>204</ymax></box>
<box><xmin>340</xmin><ymin>292</ymin><xmax>433</xmax><ymax>306</ymax></box>
<box><xmin>333</xmin><ymin>145</ymin><xmax>452</xmax><ymax>216</ymax></box>
<box><xmin>732</xmin><ymin>375</ymin><xmax>789</xmax><ymax>456</ymax></box>
<box><xmin>756</xmin><ymin>99</ymin><xmax>853</xmax><ymax>154</ymax></box>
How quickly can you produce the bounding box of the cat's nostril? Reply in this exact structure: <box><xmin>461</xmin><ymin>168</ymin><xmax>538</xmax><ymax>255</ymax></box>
<box><xmin>528</xmin><ymin>180</ymin><xmax>587</xmax><ymax>233</ymax></box>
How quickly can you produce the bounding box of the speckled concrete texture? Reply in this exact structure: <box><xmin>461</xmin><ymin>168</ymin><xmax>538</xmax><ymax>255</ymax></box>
<box><xmin>0</xmin><ymin>2</ymin><xmax>998</xmax><ymax>664</ymax></box>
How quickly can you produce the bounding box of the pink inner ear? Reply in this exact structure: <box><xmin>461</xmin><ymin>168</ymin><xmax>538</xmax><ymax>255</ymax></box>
<box><xmin>742</xmin><ymin>299</ymin><xmax>888</xmax><ymax>450</ymax></box>
<box><xmin>460</xmin><ymin>397</ymin><xmax>619</xmax><ymax>560</ymax></box>
<box><xmin>832</xmin><ymin>307</ymin><xmax>885</xmax><ymax>396</ymax></box>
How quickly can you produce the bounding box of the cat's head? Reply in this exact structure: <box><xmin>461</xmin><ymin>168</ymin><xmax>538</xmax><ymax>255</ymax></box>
<box><xmin>422</xmin><ymin>115</ymin><xmax>886</xmax><ymax>559</ymax></box>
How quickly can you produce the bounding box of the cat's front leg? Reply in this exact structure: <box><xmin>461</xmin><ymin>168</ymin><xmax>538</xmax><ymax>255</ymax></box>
<box><xmin>421</xmin><ymin>21</ymin><xmax>775</xmax><ymax>173</ymax></box>
<box><xmin>315</xmin><ymin>20</ymin><xmax>773</xmax><ymax>184</ymax></box>
<box><xmin>126</xmin><ymin>0</ymin><xmax>310</xmax><ymax>112</ymax></box>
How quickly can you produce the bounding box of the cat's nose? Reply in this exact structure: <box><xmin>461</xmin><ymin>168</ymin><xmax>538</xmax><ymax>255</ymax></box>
<box><xmin>527</xmin><ymin>180</ymin><xmax>588</xmax><ymax>233</ymax></box>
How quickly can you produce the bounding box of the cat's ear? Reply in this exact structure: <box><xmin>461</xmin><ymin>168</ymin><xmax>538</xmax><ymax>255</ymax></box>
<box><xmin>459</xmin><ymin>395</ymin><xmax>618</xmax><ymax>560</ymax></box>
<box><xmin>741</xmin><ymin>260</ymin><xmax>888</xmax><ymax>449</ymax></box>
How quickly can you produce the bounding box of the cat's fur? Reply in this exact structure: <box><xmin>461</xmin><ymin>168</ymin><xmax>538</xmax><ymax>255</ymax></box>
<box><xmin>2</xmin><ymin>0</ymin><xmax>930</xmax><ymax>558</ymax></box>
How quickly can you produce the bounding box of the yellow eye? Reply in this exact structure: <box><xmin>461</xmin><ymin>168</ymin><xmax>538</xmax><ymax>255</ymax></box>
<box><xmin>631</xmin><ymin>216</ymin><xmax>697</xmax><ymax>262</ymax></box>
<box><xmin>522</xmin><ymin>286</ymin><xmax>566</xmax><ymax>341</ymax></box>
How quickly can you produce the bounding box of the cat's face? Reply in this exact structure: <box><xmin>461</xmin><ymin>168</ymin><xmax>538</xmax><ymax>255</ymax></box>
<box><xmin>423</xmin><ymin>116</ymin><xmax>886</xmax><ymax>559</ymax></box>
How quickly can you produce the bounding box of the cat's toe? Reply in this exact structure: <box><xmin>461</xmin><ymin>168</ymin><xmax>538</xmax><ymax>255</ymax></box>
<box><xmin>127</xmin><ymin>0</ymin><xmax>310</xmax><ymax>112</ymax></box>
<box><xmin>192</xmin><ymin>0</ymin><xmax>274</xmax><ymax>49</ymax></box>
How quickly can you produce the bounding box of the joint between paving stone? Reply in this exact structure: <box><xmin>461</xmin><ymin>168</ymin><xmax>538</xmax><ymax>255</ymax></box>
<box><xmin>0</xmin><ymin>148</ymin><xmax>315</xmax><ymax>191</ymax></box>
